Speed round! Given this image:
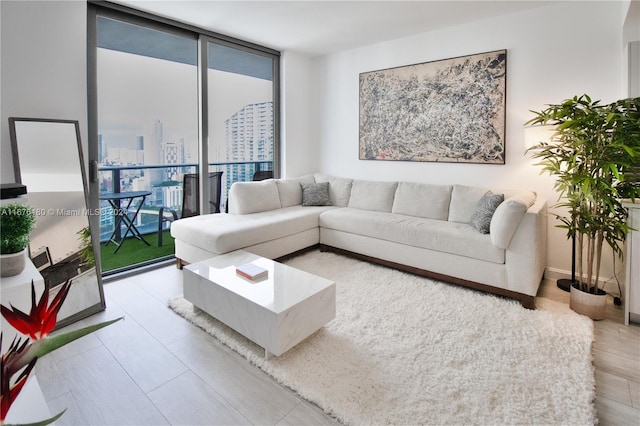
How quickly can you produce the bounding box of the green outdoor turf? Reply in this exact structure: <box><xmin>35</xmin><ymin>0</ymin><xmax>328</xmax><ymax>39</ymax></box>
<box><xmin>100</xmin><ymin>230</ymin><xmax>175</xmax><ymax>272</ymax></box>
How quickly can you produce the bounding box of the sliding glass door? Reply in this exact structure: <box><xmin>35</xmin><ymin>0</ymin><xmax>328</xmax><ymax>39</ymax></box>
<box><xmin>89</xmin><ymin>5</ymin><xmax>279</xmax><ymax>274</ymax></box>
<box><xmin>95</xmin><ymin>15</ymin><xmax>198</xmax><ymax>272</ymax></box>
<box><xmin>206</xmin><ymin>41</ymin><xmax>276</xmax><ymax>209</ymax></box>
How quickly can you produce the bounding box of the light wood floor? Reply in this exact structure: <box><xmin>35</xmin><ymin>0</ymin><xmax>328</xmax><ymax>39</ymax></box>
<box><xmin>35</xmin><ymin>258</ymin><xmax>639</xmax><ymax>425</ymax></box>
<box><xmin>538</xmin><ymin>279</ymin><xmax>640</xmax><ymax>425</ymax></box>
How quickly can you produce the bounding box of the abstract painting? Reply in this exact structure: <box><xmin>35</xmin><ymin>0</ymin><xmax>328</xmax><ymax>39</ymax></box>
<box><xmin>359</xmin><ymin>49</ymin><xmax>506</xmax><ymax>164</ymax></box>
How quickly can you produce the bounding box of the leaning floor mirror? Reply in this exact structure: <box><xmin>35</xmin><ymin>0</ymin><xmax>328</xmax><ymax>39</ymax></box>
<box><xmin>9</xmin><ymin>117</ymin><xmax>105</xmax><ymax>328</ymax></box>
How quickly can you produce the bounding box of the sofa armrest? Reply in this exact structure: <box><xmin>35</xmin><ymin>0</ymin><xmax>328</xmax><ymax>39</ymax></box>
<box><xmin>504</xmin><ymin>198</ymin><xmax>548</xmax><ymax>296</ymax></box>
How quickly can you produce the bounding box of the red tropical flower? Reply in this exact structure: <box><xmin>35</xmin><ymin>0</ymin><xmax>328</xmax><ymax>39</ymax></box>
<box><xmin>0</xmin><ymin>278</ymin><xmax>122</xmax><ymax>424</ymax></box>
<box><xmin>0</xmin><ymin>334</ymin><xmax>36</xmax><ymax>422</ymax></box>
<box><xmin>0</xmin><ymin>280</ymin><xmax>71</xmax><ymax>340</ymax></box>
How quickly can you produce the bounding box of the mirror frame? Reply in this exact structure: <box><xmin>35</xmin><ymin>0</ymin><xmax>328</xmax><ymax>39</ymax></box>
<box><xmin>9</xmin><ymin>117</ymin><xmax>106</xmax><ymax>328</ymax></box>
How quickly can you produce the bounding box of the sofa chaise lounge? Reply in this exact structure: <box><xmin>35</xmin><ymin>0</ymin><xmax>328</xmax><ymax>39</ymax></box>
<box><xmin>170</xmin><ymin>173</ymin><xmax>547</xmax><ymax>308</ymax></box>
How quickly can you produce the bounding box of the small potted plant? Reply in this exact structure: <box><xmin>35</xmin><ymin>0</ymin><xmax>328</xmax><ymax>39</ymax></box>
<box><xmin>0</xmin><ymin>203</ymin><xmax>36</xmax><ymax>277</ymax></box>
<box><xmin>526</xmin><ymin>95</ymin><xmax>640</xmax><ymax>319</ymax></box>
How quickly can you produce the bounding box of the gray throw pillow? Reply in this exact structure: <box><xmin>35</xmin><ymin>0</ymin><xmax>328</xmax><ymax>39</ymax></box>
<box><xmin>300</xmin><ymin>182</ymin><xmax>332</xmax><ymax>206</ymax></box>
<box><xmin>469</xmin><ymin>191</ymin><xmax>504</xmax><ymax>234</ymax></box>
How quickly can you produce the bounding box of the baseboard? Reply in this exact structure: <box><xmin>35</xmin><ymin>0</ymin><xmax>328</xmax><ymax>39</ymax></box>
<box><xmin>543</xmin><ymin>267</ymin><xmax>625</xmax><ymax>292</ymax></box>
<box><xmin>543</xmin><ymin>267</ymin><xmax>572</xmax><ymax>282</ymax></box>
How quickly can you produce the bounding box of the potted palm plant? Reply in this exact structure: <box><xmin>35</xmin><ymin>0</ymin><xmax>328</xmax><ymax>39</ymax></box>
<box><xmin>526</xmin><ymin>95</ymin><xmax>640</xmax><ymax>320</ymax></box>
<box><xmin>76</xmin><ymin>226</ymin><xmax>95</xmax><ymax>271</ymax></box>
<box><xmin>0</xmin><ymin>203</ymin><xmax>35</xmax><ymax>277</ymax></box>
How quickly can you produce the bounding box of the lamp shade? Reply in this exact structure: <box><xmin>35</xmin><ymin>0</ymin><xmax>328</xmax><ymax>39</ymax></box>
<box><xmin>523</xmin><ymin>124</ymin><xmax>557</xmax><ymax>151</ymax></box>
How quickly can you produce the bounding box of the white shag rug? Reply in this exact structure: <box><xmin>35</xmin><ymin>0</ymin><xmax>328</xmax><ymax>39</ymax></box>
<box><xmin>169</xmin><ymin>251</ymin><xmax>596</xmax><ymax>425</ymax></box>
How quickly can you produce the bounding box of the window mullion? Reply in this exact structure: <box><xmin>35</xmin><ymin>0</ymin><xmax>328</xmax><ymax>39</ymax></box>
<box><xmin>198</xmin><ymin>36</ymin><xmax>210</xmax><ymax>215</ymax></box>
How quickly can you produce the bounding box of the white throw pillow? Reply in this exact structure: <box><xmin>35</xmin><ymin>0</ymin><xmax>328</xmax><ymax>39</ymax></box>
<box><xmin>490</xmin><ymin>191</ymin><xmax>537</xmax><ymax>249</ymax></box>
<box><xmin>228</xmin><ymin>179</ymin><xmax>281</xmax><ymax>214</ymax></box>
<box><xmin>348</xmin><ymin>180</ymin><xmax>398</xmax><ymax>212</ymax></box>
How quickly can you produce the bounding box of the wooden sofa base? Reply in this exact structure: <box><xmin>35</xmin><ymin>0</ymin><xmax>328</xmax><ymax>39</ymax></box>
<box><xmin>174</xmin><ymin>245</ymin><xmax>320</xmax><ymax>271</ymax></box>
<box><xmin>175</xmin><ymin>244</ymin><xmax>536</xmax><ymax>309</ymax></box>
<box><xmin>319</xmin><ymin>244</ymin><xmax>536</xmax><ymax>310</ymax></box>
<box><xmin>176</xmin><ymin>257</ymin><xmax>187</xmax><ymax>270</ymax></box>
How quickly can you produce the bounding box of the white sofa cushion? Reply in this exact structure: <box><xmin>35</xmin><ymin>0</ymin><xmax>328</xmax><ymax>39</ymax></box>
<box><xmin>348</xmin><ymin>180</ymin><xmax>398</xmax><ymax>212</ymax></box>
<box><xmin>320</xmin><ymin>208</ymin><xmax>504</xmax><ymax>264</ymax></box>
<box><xmin>314</xmin><ymin>173</ymin><xmax>353</xmax><ymax>207</ymax></box>
<box><xmin>490</xmin><ymin>191</ymin><xmax>537</xmax><ymax>249</ymax></box>
<box><xmin>448</xmin><ymin>184</ymin><xmax>489</xmax><ymax>223</ymax></box>
<box><xmin>171</xmin><ymin>206</ymin><xmax>333</xmax><ymax>254</ymax></box>
<box><xmin>229</xmin><ymin>179</ymin><xmax>281</xmax><ymax>214</ymax></box>
<box><xmin>392</xmin><ymin>182</ymin><xmax>452</xmax><ymax>220</ymax></box>
<box><xmin>276</xmin><ymin>175</ymin><xmax>315</xmax><ymax>208</ymax></box>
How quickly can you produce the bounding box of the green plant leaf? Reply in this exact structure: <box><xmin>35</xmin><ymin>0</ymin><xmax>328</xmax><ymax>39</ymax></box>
<box><xmin>0</xmin><ymin>204</ymin><xmax>35</xmax><ymax>254</ymax></box>
<box><xmin>4</xmin><ymin>409</ymin><xmax>66</xmax><ymax>426</ymax></box>
<box><xmin>13</xmin><ymin>317</ymin><xmax>123</xmax><ymax>373</ymax></box>
<box><xmin>524</xmin><ymin>95</ymin><xmax>640</xmax><ymax>290</ymax></box>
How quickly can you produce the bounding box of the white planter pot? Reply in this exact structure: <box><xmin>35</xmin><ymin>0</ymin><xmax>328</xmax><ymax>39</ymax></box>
<box><xmin>4</xmin><ymin>376</ymin><xmax>52</xmax><ymax>424</ymax></box>
<box><xmin>1</xmin><ymin>248</ymin><xmax>27</xmax><ymax>277</ymax></box>
<box><xmin>570</xmin><ymin>283</ymin><xmax>607</xmax><ymax>320</ymax></box>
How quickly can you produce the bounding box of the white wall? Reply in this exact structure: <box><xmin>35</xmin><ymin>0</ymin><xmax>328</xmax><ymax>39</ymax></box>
<box><xmin>310</xmin><ymin>1</ymin><xmax>627</xmax><ymax>282</ymax></box>
<box><xmin>623</xmin><ymin>0</ymin><xmax>640</xmax><ymax>44</ymax></box>
<box><xmin>280</xmin><ymin>51</ymin><xmax>316</xmax><ymax>177</ymax></box>
<box><xmin>623</xmin><ymin>0</ymin><xmax>640</xmax><ymax>97</ymax></box>
<box><xmin>1</xmin><ymin>0</ymin><xmax>89</xmax><ymax>183</ymax></box>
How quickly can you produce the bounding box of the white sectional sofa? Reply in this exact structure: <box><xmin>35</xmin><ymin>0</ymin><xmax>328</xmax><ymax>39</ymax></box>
<box><xmin>170</xmin><ymin>173</ymin><xmax>547</xmax><ymax>308</ymax></box>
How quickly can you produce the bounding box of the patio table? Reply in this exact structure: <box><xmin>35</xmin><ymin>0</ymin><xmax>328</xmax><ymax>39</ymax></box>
<box><xmin>100</xmin><ymin>191</ymin><xmax>151</xmax><ymax>253</ymax></box>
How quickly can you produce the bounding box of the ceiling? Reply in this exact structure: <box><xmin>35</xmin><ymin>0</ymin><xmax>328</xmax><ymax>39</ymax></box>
<box><xmin>112</xmin><ymin>1</ymin><xmax>552</xmax><ymax>56</ymax></box>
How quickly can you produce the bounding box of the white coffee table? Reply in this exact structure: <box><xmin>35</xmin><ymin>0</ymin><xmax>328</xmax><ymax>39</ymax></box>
<box><xmin>183</xmin><ymin>250</ymin><xmax>336</xmax><ymax>358</ymax></box>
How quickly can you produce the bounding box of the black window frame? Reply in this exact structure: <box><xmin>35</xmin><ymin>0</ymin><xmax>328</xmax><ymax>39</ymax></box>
<box><xmin>87</xmin><ymin>1</ymin><xmax>280</xmax><ymax>274</ymax></box>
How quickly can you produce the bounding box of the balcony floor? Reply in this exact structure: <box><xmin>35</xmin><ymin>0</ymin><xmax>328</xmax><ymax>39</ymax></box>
<box><xmin>100</xmin><ymin>229</ymin><xmax>174</xmax><ymax>273</ymax></box>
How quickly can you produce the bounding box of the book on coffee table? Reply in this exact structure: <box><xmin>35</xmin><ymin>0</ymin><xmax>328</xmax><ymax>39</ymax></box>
<box><xmin>236</xmin><ymin>262</ymin><xmax>268</xmax><ymax>280</ymax></box>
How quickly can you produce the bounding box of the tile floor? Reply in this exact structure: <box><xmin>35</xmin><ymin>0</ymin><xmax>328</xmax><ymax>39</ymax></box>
<box><xmin>33</xmin><ymin>256</ymin><xmax>639</xmax><ymax>425</ymax></box>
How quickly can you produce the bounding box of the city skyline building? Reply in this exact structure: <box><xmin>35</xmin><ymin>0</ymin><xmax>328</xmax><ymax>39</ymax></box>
<box><xmin>162</xmin><ymin>140</ymin><xmax>180</xmax><ymax>181</ymax></box>
<box><xmin>225</xmin><ymin>101</ymin><xmax>273</xmax><ymax>185</ymax></box>
<box><xmin>98</xmin><ymin>134</ymin><xmax>105</xmax><ymax>163</ymax></box>
<box><xmin>136</xmin><ymin>136</ymin><xmax>144</xmax><ymax>164</ymax></box>
<box><xmin>98</xmin><ymin>103</ymin><xmax>273</xmax><ymax>240</ymax></box>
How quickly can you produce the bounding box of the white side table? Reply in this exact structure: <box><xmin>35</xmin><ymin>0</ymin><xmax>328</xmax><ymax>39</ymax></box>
<box><xmin>623</xmin><ymin>201</ymin><xmax>640</xmax><ymax>325</ymax></box>
<box><xmin>0</xmin><ymin>259</ymin><xmax>45</xmax><ymax>351</ymax></box>
<box><xmin>4</xmin><ymin>376</ymin><xmax>51</xmax><ymax>424</ymax></box>
<box><xmin>0</xmin><ymin>260</ymin><xmax>51</xmax><ymax>423</ymax></box>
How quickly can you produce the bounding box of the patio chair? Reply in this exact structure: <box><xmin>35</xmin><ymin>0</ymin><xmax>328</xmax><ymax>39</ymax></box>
<box><xmin>252</xmin><ymin>170</ymin><xmax>273</xmax><ymax>181</ymax></box>
<box><xmin>157</xmin><ymin>171</ymin><xmax>223</xmax><ymax>246</ymax></box>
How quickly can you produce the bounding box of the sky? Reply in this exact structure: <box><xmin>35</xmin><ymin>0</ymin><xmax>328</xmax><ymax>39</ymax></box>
<box><xmin>97</xmin><ymin>48</ymin><xmax>272</xmax><ymax>163</ymax></box>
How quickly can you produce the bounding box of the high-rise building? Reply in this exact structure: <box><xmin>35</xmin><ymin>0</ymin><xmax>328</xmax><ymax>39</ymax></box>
<box><xmin>225</xmin><ymin>102</ymin><xmax>273</xmax><ymax>184</ymax></box>
<box><xmin>147</xmin><ymin>119</ymin><xmax>163</xmax><ymax>184</ymax></box>
<box><xmin>163</xmin><ymin>141</ymin><xmax>179</xmax><ymax>181</ymax></box>
<box><xmin>98</xmin><ymin>133</ymin><xmax>104</xmax><ymax>163</ymax></box>
<box><xmin>136</xmin><ymin>136</ymin><xmax>144</xmax><ymax>165</ymax></box>
<box><xmin>179</xmin><ymin>138</ymin><xmax>191</xmax><ymax>174</ymax></box>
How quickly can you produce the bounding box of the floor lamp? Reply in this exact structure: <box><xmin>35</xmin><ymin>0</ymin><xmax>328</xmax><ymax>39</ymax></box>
<box><xmin>556</xmin><ymin>229</ymin><xmax>577</xmax><ymax>292</ymax></box>
<box><xmin>524</xmin><ymin>123</ymin><xmax>577</xmax><ymax>292</ymax></box>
